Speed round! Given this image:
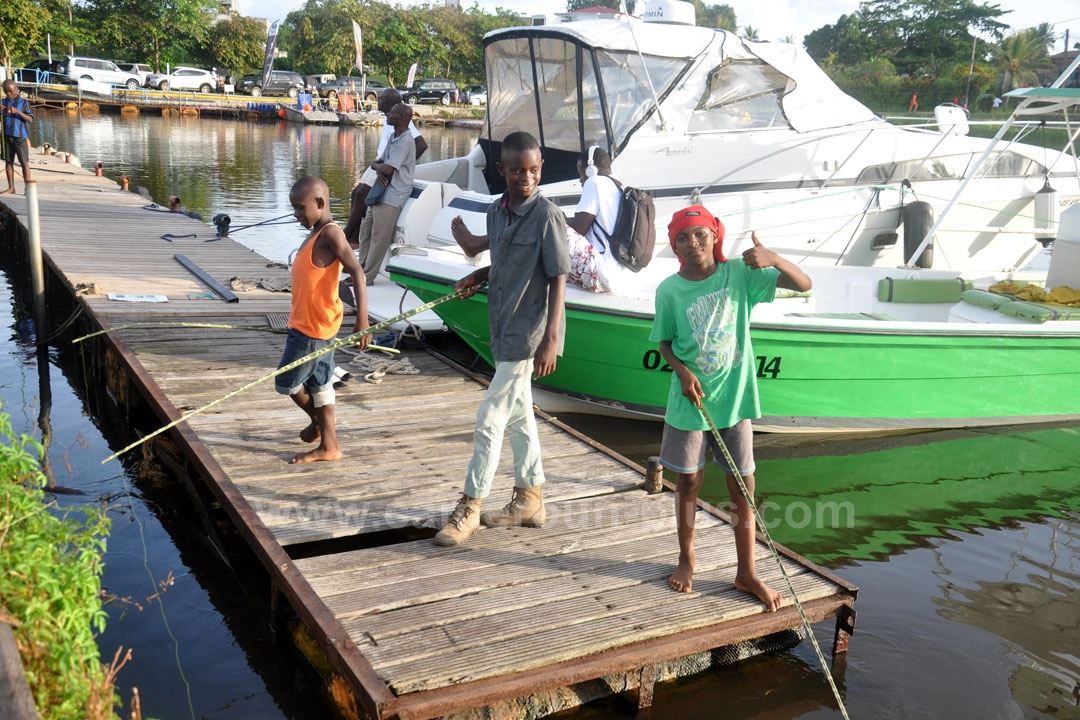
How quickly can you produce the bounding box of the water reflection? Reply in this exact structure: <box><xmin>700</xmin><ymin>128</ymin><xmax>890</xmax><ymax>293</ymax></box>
<box><xmin>29</xmin><ymin>111</ymin><xmax>480</xmax><ymax>265</ymax></box>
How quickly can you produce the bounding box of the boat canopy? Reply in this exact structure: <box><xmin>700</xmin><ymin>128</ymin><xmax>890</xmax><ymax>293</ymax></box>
<box><xmin>478</xmin><ymin>20</ymin><xmax>878</xmax><ymax>192</ymax></box>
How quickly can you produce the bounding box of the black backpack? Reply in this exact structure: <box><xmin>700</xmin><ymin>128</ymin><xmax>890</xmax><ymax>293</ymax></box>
<box><xmin>595</xmin><ymin>177</ymin><xmax>656</xmax><ymax>272</ymax></box>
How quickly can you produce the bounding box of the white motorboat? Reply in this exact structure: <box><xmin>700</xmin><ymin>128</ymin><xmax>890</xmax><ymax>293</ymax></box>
<box><xmin>382</xmin><ymin>0</ymin><xmax>1077</xmax><ymax>274</ymax></box>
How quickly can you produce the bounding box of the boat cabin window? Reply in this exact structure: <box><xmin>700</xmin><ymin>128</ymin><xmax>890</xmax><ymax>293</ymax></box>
<box><xmin>595</xmin><ymin>49</ymin><xmax>688</xmax><ymax>148</ymax></box>
<box><xmin>689</xmin><ymin>60</ymin><xmax>791</xmax><ymax>133</ymax></box>
<box><xmin>856</xmin><ymin>151</ymin><xmax>1047</xmax><ymax>184</ymax></box>
<box><xmin>483</xmin><ymin>33</ymin><xmax>691</xmax><ymax>192</ymax></box>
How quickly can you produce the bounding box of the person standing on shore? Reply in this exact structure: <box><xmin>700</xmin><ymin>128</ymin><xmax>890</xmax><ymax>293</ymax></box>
<box><xmin>2</xmin><ymin>79</ymin><xmax>34</xmax><ymax>195</ymax></box>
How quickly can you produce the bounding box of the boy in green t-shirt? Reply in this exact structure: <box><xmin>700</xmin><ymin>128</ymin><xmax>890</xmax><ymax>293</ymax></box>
<box><xmin>649</xmin><ymin>206</ymin><xmax>811</xmax><ymax>611</ymax></box>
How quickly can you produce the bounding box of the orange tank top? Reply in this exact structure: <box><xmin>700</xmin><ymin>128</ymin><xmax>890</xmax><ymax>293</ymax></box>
<box><xmin>288</xmin><ymin>223</ymin><xmax>344</xmax><ymax>340</ymax></box>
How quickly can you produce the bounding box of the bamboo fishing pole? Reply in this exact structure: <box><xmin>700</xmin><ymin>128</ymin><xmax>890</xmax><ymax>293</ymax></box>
<box><xmin>101</xmin><ymin>286</ymin><xmax>474</xmax><ymax>464</ymax></box>
<box><xmin>699</xmin><ymin>403</ymin><xmax>851</xmax><ymax>720</ymax></box>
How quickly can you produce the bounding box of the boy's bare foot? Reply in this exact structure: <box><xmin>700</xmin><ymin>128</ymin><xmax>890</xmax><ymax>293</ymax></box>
<box><xmin>735</xmin><ymin>573</ymin><xmax>783</xmax><ymax>612</ymax></box>
<box><xmin>299</xmin><ymin>423</ymin><xmax>320</xmax><ymax>443</ymax></box>
<box><xmin>290</xmin><ymin>447</ymin><xmax>342</xmax><ymax>464</ymax></box>
<box><xmin>668</xmin><ymin>550</ymin><xmax>695</xmax><ymax>593</ymax></box>
<box><xmin>1</xmin><ymin>188</ymin><xmax>14</xmax><ymax>195</ymax></box>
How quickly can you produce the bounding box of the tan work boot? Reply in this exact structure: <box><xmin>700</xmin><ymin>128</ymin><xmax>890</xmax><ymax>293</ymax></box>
<box><xmin>434</xmin><ymin>494</ymin><xmax>482</xmax><ymax>546</ymax></box>
<box><xmin>481</xmin><ymin>486</ymin><xmax>546</xmax><ymax>528</ymax></box>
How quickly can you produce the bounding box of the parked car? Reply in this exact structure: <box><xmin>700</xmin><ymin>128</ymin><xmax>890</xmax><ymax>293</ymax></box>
<box><xmin>400</xmin><ymin>78</ymin><xmax>458</xmax><ymax>106</ymax></box>
<box><xmin>65</xmin><ymin>56</ymin><xmax>142</xmax><ymax>88</ymax></box>
<box><xmin>303</xmin><ymin>73</ymin><xmax>336</xmax><ymax>90</ymax></box>
<box><xmin>461</xmin><ymin>84</ymin><xmax>487</xmax><ymax>105</ymax></box>
<box><xmin>316</xmin><ymin>76</ymin><xmax>387</xmax><ymax>102</ymax></box>
<box><xmin>144</xmin><ymin>67</ymin><xmax>217</xmax><ymax>92</ymax></box>
<box><xmin>236</xmin><ymin>71</ymin><xmax>305</xmax><ymax>98</ymax></box>
<box><xmin>116</xmin><ymin>62</ymin><xmax>153</xmax><ymax>86</ymax></box>
<box><xmin>15</xmin><ymin>59</ymin><xmax>68</xmax><ymax>84</ymax></box>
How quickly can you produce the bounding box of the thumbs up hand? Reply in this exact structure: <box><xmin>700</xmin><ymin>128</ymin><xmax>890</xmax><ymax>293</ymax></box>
<box><xmin>742</xmin><ymin>231</ymin><xmax>779</xmax><ymax>270</ymax></box>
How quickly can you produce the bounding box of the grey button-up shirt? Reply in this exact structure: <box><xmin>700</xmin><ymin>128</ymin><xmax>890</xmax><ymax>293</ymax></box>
<box><xmin>485</xmin><ymin>190</ymin><xmax>571</xmax><ymax>362</ymax></box>
<box><xmin>380</xmin><ymin>128</ymin><xmax>416</xmax><ymax>209</ymax></box>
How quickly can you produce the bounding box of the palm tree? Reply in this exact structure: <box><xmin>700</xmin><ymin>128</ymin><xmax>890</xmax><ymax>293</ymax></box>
<box><xmin>741</xmin><ymin>24</ymin><xmax>760</xmax><ymax>41</ymax></box>
<box><xmin>992</xmin><ymin>29</ymin><xmax>1050</xmax><ymax>93</ymax></box>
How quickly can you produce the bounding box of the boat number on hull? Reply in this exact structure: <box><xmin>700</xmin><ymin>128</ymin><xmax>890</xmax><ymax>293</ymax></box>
<box><xmin>641</xmin><ymin>350</ymin><xmax>782</xmax><ymax>379</ymax></box>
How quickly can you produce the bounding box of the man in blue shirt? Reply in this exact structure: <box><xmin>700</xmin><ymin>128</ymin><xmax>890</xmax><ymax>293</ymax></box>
<box><xmin>2</xmin><ymin>79</ymin><xmax>34</xmax><ymax>195</ymax></box>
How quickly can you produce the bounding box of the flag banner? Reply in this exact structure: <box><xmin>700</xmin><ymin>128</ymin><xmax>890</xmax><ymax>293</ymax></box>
<box><xmin>406</xmin><ymin>62</ymin><xmax>418</xmax><ymax>88</ymax></box>
<box><xmin>352</xmin><ymin>21</ymin><xmax>363</xmax><ymax>72</ymax></box>
<box><xmin>261</xmin><ymin>20</ymin><xmax>280</xmax><ymax>90</ymax></box>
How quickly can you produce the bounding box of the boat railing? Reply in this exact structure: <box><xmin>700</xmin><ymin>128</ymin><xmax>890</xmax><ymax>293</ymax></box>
<box><xmin>904</xmin><ymin>52</ymin><xmax>1080</xmax><ymax>266</ymax></box>
<box><xmin>689</xmin><ymin>113</ymin><xmax>1077</xmax><ymax>207</ymax></box>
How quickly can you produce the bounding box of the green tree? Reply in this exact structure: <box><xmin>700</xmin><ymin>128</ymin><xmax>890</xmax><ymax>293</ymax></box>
<box><xmin>857</xmin><ymin>0</ymin><xmax>1008</xmax><ymax>76</ymax></box>
<box><xmin>686</xmin><ymin>0</ymin><xmax>735</xmax><ymax>31</ymax></box>
<box><xmin>82</xmin><ymin>0</ymin><xmax>219</xmax><ymax>71</ymax></box>
<box><xmin>206</xmin><ymin>15</ymin><xmax>265</xmax><ymax>76</ymax></box>
<box><xmin>741</xmin><ymin>24</ymin><xmax>760</xmax><ymax>41</ymax></box>
<box><xmin>804</xmin><ymin>14</ymin><xmax>875</xmax><ymax>66</ymax></box>
<box><xmin>0</xmin><ymin>0</ymin><xmax>51</xmax><ymax>68</ymax></box>
<box><xmin>992</xmin><ymin>28</ymin><xmax>1051</xmax><ymax>92</ymax></box>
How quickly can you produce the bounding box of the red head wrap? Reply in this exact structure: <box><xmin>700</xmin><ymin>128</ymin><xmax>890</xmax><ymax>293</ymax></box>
<box><xmin>667</xmin><ymin>205</ymin><xmax>726</xmax><ymax>268</ymax></box>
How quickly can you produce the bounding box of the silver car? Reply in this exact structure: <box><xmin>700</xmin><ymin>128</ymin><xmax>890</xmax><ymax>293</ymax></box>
<box><xmin>65</xmin><ymin>56</ymin><xmax>142</xmax><ymax>88</ymax></box>
<box><xmin>145</xmin><ymin>67</ymin><xmax>217</xmax><ymax>93</ymax></box>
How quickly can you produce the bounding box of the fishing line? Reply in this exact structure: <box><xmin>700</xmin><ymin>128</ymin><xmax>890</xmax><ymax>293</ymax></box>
<box><xmin>226</xmin><ymin>195</ymin><xmax>349</xmax><ymax>234</ymax></box>
<box><xmin>101</xmin><ymin>286</ymin><xmax>478</xmax><ymax>463</ymax></box>
<box><xmin>116</xmin><ymin>466</ymin><xmax>197</xmax><ymax>720</ymax></box>
<box><xmin>698</xmin><ymin>403</ymin><xmax>851</xmax><ymax>720</ymax></box>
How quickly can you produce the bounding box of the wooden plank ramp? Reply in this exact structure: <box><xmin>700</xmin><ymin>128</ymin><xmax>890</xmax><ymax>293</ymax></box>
<box><xmin>1</xmin><ymin>156</ymin><xmax>857</xmax><ymax>720</ymax></box>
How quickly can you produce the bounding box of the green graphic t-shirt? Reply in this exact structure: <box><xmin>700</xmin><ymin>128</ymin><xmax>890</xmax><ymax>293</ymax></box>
<box><xmin>649</xmin><ymin>259</ymin><xmax>780</xmax><ymax>430</ymax></box>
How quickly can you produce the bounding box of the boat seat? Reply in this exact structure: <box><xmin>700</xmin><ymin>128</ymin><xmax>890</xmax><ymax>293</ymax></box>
<box><xmin>877</xmin><ymin>277</ymin><xmax>973</xmax><ymax>303</ymax></box>
<box><xmin>959</xmin><ymin>288</ymin><xmax>1012</xmax><ymax>310</ymax></box>
<box><xmin>961</xmin><ymin>288</ymin><xmax>1080</xmax><ymax>322</ymax></box>
<box><xmin>785</xmin><ymin>312</ymin><xmax>900</xmax><ymax>321</ymax></box>
<box><xmin>996</xmin><ymin>300</ymin><xmax>1080</xmax><ymax>323</ymax></box>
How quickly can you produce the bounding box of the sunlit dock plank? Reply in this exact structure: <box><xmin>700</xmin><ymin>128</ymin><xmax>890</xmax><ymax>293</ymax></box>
<box><xmin>1</xmin><ymin>154</ymin><xmax>858</xmax><ymax>720</ymax></box>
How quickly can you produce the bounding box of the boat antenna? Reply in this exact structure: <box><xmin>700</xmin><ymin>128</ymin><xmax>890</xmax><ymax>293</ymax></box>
<box><xmin>619</xmin><ymin>0</ymin><xmax>669</xmax><ymax>132</ymax></box>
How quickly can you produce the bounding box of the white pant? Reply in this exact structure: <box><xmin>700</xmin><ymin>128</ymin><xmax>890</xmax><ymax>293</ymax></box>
<box><xmin>463</xmin><ymin>359</ymin><xmax>545</xmax><ymax>499</ymax></box>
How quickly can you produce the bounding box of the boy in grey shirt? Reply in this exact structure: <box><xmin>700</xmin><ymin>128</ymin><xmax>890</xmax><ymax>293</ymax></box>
<box><xmin>435</xmin><ymin>131</ymin><xmax>571</xmax><ymax>546</ymax></box>
<box><xmin>356</xmin><ymin>103</ymin><xmax>416</xmax><ymax>285</ymax></box>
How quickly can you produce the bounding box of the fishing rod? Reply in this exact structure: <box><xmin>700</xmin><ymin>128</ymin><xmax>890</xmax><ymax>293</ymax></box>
<box><xmin>221</xmin><ymin>195</ymin><xmax>350</xmax><ymax>236</ymax></box>
<box><xmin>699</xmin><ymin>403</ymin><xmax>852</xmax><ymax>720</ymax></box>
<box><xmin>101</xmin><ymin>286</ymin><xmax>476</xmax><ymax>464</ymax></box>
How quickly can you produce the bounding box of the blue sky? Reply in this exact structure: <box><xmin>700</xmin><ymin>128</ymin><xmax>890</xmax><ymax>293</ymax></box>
<box><xmin>240</xmin><ymin>0</ymin><xmax>1080</xmax><ymax>53</ymax></box>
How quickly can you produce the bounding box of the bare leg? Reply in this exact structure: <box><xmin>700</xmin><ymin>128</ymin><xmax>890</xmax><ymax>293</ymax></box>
<box><xmin>2</xmin><ymin>165</ymin><xmax>14</xmax><ymax>194</ymax></box>
<box><xmin>289</xmin><ymin>388</ymin><xmax>320</xmax><ymax>443</ymax></box>
<box><xmin>286</xmin><ymin>389</ymin><xmax>341</xmax><ymax>463</ymax></box>
<box><xmin>291</xmin><ymin>403</ymin><xmax>341</xmax><ymax>463</ymax></box>
<box><xmin>669</xmin><ymin>469</ymin><xmax>702</xmax><ymax>593</ymax></box>
<box><xmin>727</xmin><ymin>472</ymin><xmax>782</xmax><ymax>611</ymax></box>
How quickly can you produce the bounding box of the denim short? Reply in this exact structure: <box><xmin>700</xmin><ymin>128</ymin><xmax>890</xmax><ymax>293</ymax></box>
<box><xmin>659</xmin><ymin>419</ymin><xmax>755</xmax><ymax>475</ymax></box>
<box><xmin>274</xmin><ymin>328</ymin><xmax>335</xmax><ymax>397</ymax></box>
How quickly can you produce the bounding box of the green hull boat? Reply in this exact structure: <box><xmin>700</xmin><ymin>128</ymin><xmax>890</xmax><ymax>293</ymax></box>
<box><xmin>390</xmin><ymin>257</ymin><xmax>1080</xmax><ymax>432</ymax></box>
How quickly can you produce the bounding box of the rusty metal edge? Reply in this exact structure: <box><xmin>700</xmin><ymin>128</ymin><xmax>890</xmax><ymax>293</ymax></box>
<box><xmin>422</xmin><ymin>347</ymin><xmax>648</xmax><ymax>476</ymax></box>
<box><xmin>82</xmin><ymin>303</ymin><xmax>395</xmax><ymax>718</ymax></box>
<box><xmin>383</xmin><ymin>594</ymin><xmax>854</xmax><ymax>720</ymax></box>
<box><xmin>422</xmin><ymin>347</ymin><xmax>857</xmax><ymax>597</ymax></box>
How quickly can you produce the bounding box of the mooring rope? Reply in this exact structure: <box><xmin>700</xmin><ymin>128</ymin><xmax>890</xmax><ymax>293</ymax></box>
<box><xmin>699</xmin><ymin>403</ymin><xmax>852</xmax><ymax>720</ymax></box>
<box><xmin>100</xmin><ymin>287</ymin><xmax>475</xmax><ymax>464</ymax></box>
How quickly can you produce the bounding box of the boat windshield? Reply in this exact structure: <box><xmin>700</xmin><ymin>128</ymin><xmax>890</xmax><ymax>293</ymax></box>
<box><xmin>856</xmin><ymin>151</ymin><xmax>1048</xmax><ymax>184</ymax></box>
<box><xmin>689</xmin><ymin>59</ymin><xmax>792</xmax><ymax>133</ymax></box>
<box><xmin>483</xmin><ymin>32</ymin><xmax>690</xmax><ymax>190</ymax></box>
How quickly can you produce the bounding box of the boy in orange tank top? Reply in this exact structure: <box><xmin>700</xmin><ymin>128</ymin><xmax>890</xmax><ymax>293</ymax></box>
<box><xmin>275</xmin><ymin>176</ymin><xmax>369</xmax><ymax>463</ymax></box>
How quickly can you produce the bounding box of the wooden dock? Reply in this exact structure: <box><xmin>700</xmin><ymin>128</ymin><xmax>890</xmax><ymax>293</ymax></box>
<box><xmin>0</xmin><ymin>155</ymin><xmax>857</xmax><ymax>719</ymax></box>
